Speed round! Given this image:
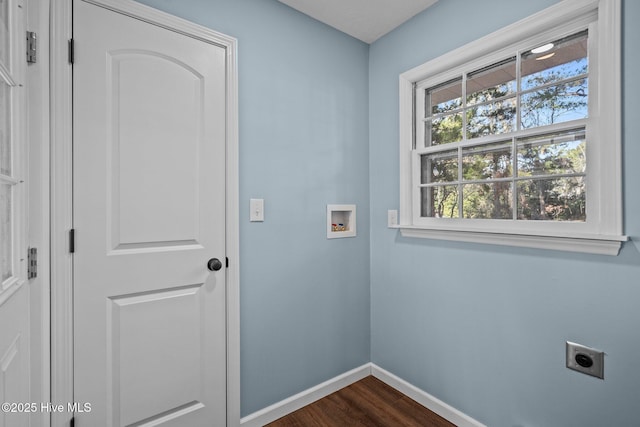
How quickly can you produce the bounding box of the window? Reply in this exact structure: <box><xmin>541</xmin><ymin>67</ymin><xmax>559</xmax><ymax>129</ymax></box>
<box><xmin>419</xmin><ymin>31</ymin><xmax>588</xmax><ymax>221</ymax></box>
<box><xmin>398</xmin><ymin>0</ymin><xmax>624</xmax><ymax>255</ymax></box>
<box><xmin>0</xmin><ymin>0</ymin><xmax>26</xmax><ymax>293</ymax></box>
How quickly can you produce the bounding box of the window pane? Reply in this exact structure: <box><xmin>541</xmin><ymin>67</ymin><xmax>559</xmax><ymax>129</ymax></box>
<box><xmin>1</xmin><ymin>183</ymin><xmax>11</xmax><ymax>282</ymax></box>
<box><xmin>421</xmin><ymin>150</ymin><xmax>458</xmax><ymax>184</ymax></box>
<box><xmin>462</xmin><ymin>142</ymin><xmax>512</xmax><ymax>180</ymax></box>
<box><xmin>466</xmin><ymin>97</ymin><xmax>516</xmax><ymax>139</ymax></box>
<box><xmin>520</xmin><ymin>79</ymin><xmax>588</xmax><ymax>128</ymax></box>
<box><xmin>467</xmin><ymin>58</ymin><xmax>516</xmax><ymax>105</ymax></box>
<box><xmin>427</xmin><ymin>78</ymin><xmax>462</xmax><ymax>115</ymax></box>
<box><xmin>0</xmin><ymin>81</ymin><xmax>10</xmax><ymax>175</ymax></box>
<box><xmin>517</xmin><ymin>177</ymin><xmax>585</xmax><ymax>221</ymax></box>
<box><xmin>0</xmin><ymin>0</ymin><xmax>8</xmax><ymax>65</ymax></box>
<box><xmin>522</xmin><ymin>31</ymin><xmax>588</xmax><ymax>91</ymax></box>
<box><xmin>517</xmin><ymin>129</ymin><xmax>586</xmax><ymax>176</ymax></box>
<box><xmin>421</xmin><ymin>186</ymin><xmax>459</xmax><ymax>218</ymax></box>
<box><xmin>429</xmin><ymin>113</ymin><xmax>463</xmax><ymax>145</ymax></box>
<box><xmin>520</xmin><ymin>31</ymin><xmax>588</xmax><ymax>129</ymax></box>
<box><xmin>462</xmin><ymin>183</ymin><xmax>513</xmax><ymax>219</ymax></box>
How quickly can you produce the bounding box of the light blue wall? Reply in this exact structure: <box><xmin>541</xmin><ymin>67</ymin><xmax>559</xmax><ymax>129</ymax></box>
<box><xmin>134</xmin><ymin>0</ymin><xmax>371</xmax><ymax>416</ymax></box>
<box><xmin>133</xmin><ymin>0</ymin><xmax>640</xmax><ymax>424</ymax></box>
<box><xmin>369</xmin><ymin>1</ymin><xmax>640</xmax><ymax>426</ymax></box>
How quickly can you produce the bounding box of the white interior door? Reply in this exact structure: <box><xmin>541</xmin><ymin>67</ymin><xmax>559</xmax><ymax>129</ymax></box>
<box><xmin>73</xmin><ymin>1</ymin><xmax>228</xmax><ymax>425</ymax></box>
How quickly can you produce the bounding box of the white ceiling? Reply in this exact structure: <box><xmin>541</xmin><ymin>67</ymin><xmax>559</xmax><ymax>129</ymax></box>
<box><xmin>277</xmin><ymin>0</ymin><xmax>438</xmax><ymax>44</ymax></box>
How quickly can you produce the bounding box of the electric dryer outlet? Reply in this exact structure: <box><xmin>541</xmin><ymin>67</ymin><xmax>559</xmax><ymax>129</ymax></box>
<box><xmin>566</xmin><ymin>341</ymin><xmax>604</xmax><ymax>379</ymax></box>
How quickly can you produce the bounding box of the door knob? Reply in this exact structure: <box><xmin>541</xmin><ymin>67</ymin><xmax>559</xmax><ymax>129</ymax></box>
<box><xmin>207</xmin><ymin>258</ymin><xmax>223</xmax><ymax>271</ymax></box>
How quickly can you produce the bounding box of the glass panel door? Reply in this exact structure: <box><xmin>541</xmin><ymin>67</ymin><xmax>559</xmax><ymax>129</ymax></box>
<box><xmin>0</xmin><ymin>0</ymin><xmax>17</xmax><ymax>287</ymax></box>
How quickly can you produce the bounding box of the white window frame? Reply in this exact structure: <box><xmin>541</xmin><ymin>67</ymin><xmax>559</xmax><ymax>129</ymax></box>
<box><xmin>397</xmin><ymin>0</ymin><xmax>625</xmax><ymax>255</ymax></box>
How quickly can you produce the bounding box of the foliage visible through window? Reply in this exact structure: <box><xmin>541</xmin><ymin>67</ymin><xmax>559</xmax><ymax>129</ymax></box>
<box><xmin>419</xmin><ymin>31</ymin><xmax>588</xmax><ymax>222</ymax></box>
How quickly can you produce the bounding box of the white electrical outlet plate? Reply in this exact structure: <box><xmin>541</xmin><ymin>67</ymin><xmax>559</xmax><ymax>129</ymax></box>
<box><xmin>250</xmin><ymin>198</ymin><xmax>264</xmax><ymax>222</ymax></box>
<box><xmin>566</xmin><ymin>341</ymin><xmax>604</xmax><ymax>379</ymax></box>
<box><xmin>388</xmin><ymin>209</ymin><xmax>398</xmax><ymax>227</ymax></box>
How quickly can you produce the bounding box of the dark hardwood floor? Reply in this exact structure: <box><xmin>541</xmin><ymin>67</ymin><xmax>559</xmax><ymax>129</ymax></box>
<box><xmin>266</xmin><ymin>376</ymin><xmax>457</xmax><ymax>427</ymax></box>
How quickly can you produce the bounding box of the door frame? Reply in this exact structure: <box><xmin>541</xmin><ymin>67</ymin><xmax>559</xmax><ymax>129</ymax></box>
<box><xmin>26</xmin><ymin>1</ymin><xmax>53</xmax><ymax>425</ymax></box>
<box><xmin>4</xmin><ymin>0</ymin><xmax>52</xmax><ymax>426</ymax></box>
<box><xmin>49</xmin><ymin>1</ymin><xmax>240</xmax><ymax>426</ymax></box>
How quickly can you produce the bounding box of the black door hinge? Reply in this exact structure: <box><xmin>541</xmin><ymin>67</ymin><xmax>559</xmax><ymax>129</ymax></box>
<box><xmin>70</xmin><ymin>416</ymin><xmax>75</xmax><ymax>427</ymax></box>
<box><xmin>68</xmin><ymin>39</ymin><xmax>74</xmax><ymax>64</ymax></box>
<box><xmin>26</xmin><ymin>31</ymin><xmax>37</xmax><ymax>63</ymax></box>
<box><xmin>69</xmin><ymin>229</ymin><xmax>75</xmax><ymax>253</ymax></box>
<box><xmin>27</xmin><ymin>248</ymin><xmax>37</xmax><ymax>279</ymax></box>
<box><xmin>226</xmin><ymin>257</ymin><xmax>229</xmax><ymax>268</ymax></box>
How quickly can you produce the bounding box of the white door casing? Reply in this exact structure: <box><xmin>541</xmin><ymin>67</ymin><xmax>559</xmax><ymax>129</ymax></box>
<box><xmin>67</xmin><ymin>0</ymin><xmax>240</xmax><ymax>426</ymax></box>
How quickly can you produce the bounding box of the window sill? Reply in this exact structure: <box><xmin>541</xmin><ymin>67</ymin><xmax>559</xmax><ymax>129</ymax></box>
<box><xmin>393</xmin><ymin>225</ymin><xmax>627</xmax><ymax>256</ymax></box>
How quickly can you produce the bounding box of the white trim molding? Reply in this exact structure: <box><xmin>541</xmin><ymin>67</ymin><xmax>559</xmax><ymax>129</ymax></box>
<box><xmin>50</xmin><ymin>1</ymin><xmax>240</xmax><ymax>426</ymax></box>
<box><xmin>240</xmin><ymin>365</ymin><xmax>371</xmax><ymax>427</ymax></box>
<box><xmin>240</xmin><ymin>363</ymin><xmax>371</xmax><ymax>427</ymax></box>
<box><xmin>396</xmin><ymin>226</ymin><xmax>627</xmax><ymax>256</ymax></box>
<box><xmin>370</xmin><ymin>364</ymin><xmax>487</xmax><ymax>427</ymax></box>
<box><xmin>397</xmin><ymin>0</ymin><xmax>625</xmax><ymax>255</ymax></box>
<box><xmin>240</xmin><ymin>363</ymin><xmax>486</xmax><ymax>427</ymax></box>
<box><xmin>50</xmin><ymin>0</ymin><xmax>74</xmax><ymax>425</ymax></box>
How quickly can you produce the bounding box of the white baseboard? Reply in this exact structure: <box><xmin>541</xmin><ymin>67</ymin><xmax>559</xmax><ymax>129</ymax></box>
<box><xmin>240</xmin><ymin>363</ymin><xmax>485</xmax><ymax>427</ymax></box>
<box><xmin>240</xmin><ymin>364</ymin><xmax>371</xmax><ymax>427</ymax></box>
<box><xmin>371</xmin><ymin>364</ymin><xmax>486</xmax><ymax>427</ymax></box>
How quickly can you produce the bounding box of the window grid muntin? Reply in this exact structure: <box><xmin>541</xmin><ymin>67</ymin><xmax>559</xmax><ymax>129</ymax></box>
<box><xmin>418</xmin><ymin>28</ymin><xmax>590</xmax><ymax>141</ymax></box>
<box><xmin>417</xmin><ymin>124</ymin><xmax>587</xmax><ymax>220</ymax></box>
<box><xmin>417</xmin><ymin>28</ymin><xmax>589</xmax><ymax>221</ymax></box>
<box><xmin>424</xmin><ymin>57</ymin><xmax>579</xmax><ymax>144</ymax></box>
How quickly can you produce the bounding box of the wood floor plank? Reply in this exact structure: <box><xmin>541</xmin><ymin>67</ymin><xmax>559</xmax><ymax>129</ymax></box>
<box><xmin>266</xmin><ymin>376</ymin><xmax>456</xmax><ymax>427</ymax></box>
<box><xmin>339</xmin><ymin>379</ymin><xmax>411</xmax><ymax>426</ymax></box>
